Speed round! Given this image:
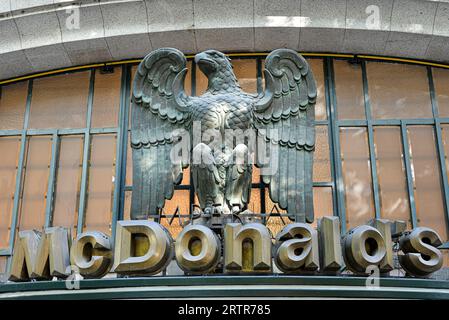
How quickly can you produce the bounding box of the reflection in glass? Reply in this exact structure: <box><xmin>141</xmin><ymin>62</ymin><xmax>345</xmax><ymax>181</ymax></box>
<box><xmin>367</xmin><ymin>62</ymin><xmax>432</xmax><ymax>119</ymax></box>
<box><xmin>29</xmin><ymin>71</ymin><xmax>90</xmax><ymax>129</ymax></box>
<box><xmin>340</xmin><ymin>127</ymin><xmax>375</xmax><ymax>229</ymax></box>
<box><xmin>373</xmin><ymin>127</ymin><xmax>411</xmax><ymax>228</ymax></box>
<box><xmin>334</xmin><ymin>60</ymin><xmax>365</xmax><ymax>120</ymax></box>
<box><xmin>0</xmin><ymin>137</ymin><xmax>21</xmax><ymax>249</ymax></box>
<box><xmin>83</xmin><ymin>134</ymin><xmax>116</xmax><ymax>235</ymax></box>
<box><xmin>408</xmin><ymin>126</ymin><xmax>447</xmax><ymax>241</ymax></box>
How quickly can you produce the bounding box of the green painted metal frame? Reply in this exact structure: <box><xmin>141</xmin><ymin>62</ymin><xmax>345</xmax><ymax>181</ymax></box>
<box><xmin>401</xmin><ymin>121</ymin><xmax>418</xmax><ymax>228</ymax></box>
<box><xmin>111</xmin><ymin>65</ymin><xmax>129</xmax><ymax>240</ymax></box>
<box><xmin>326</xmin><ymin>58</ymin><xmax>347</xmax><ymax>233</ymax></box>
<box><xmin>361</xmin><ymin>61</ymin><xmax>382</xmax><ymax>219</ymax></box>
<box><xmin>76</xmin><ymin>69</ymin><xmax>95</xmax><ymax>233</ymax></box>
<box><xmin>118</xmin><ymin>65</ymin><xmax>132</xmax><ymax>221</ymax></box>
<box><xmin>1</xmin><ymin>275</ymin><xmax>449</xmax><ymax>299</ymax></box>
<box><xmin>428</xmin><ymin>67</ymin><xmax>449</xmax><ymax>230</ymax></box>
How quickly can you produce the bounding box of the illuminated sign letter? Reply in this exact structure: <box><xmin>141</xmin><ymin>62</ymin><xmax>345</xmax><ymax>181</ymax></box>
<box><xmin>399</xmin><ymin>227</ymin><xmax>443</xmax><ymax>277</ymax></box>
<box><xmin>343</xmin><ymin>225</ymin><xmax>386</xmax><ymax>274</ymax></box>
<box><xmin>175</xmin><ymin>224</ymin><xmax>221</xmax><ymax>274</ymax></box>
<box><xmin>9</xmin><ymin>227</ymin><xmax>71</xmax><ymax>281</ymax></box>
<box><xmin>224</xmin><ymin>223</ymin><xmax>271</xmax><ymax>273</ymax></box>
<box><xmin>317</xmin><ymin>216</ymin><xmax>343</xmax><ymax>273</ymax></box>
<box><xmin>71</xmin><ymin>231</ymin><xmax>112</xmax><ymax>279</ymax></box>
<box><xmin>275</xmin><ymin>223</ymin><xmax>319</xmax><ymax>273</ymax></box>
<box><xmin>112</xmin><ymin>220</ymin><xmax>174</xmax><ymax>276</ymax></box>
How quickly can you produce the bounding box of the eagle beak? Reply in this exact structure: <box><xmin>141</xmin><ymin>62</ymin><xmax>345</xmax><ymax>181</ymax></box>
<box><xmin>195</xmin><ymin>52</ymin><xmax>216</xmax><ymax>74</ymax></box>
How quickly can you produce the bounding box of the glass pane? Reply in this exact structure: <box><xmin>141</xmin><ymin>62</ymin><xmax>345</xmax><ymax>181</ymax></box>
<box><xmin>181</xmin><ymin>168</ymin><xmax>190</xmax><ymax>186</ymax></box>
<box><xmin>52</xmin><ymin>135</ymin><xmax>84</xmax><ymax>235</ymax></box>
<box><xmin>314</xmin><ymin>125</ymin><xmax>331</xmax><ymax>182</ymax></box>
<box><xmin>340</xmin><ymin>127</ymin><xmax>375</xmax><ymax>229</ymax></box>
<box><xmin>265</xmin><ymin>188</ymin><xmax>286</xmax><ymax>214</ymax></box>
<box><xmin>83</xmin><ymin>134</ymin><xmax>116</xmax><ymax>235</ymax></box>
<box><xmin>123</xmin><ymin>190</ymin><xmax>132</xmax><ymax>221</ymax></box>
<box><xmin>252</xmin><ymin>165</ymin><xmax>261</xmax><ymax>184</ymax></box>
<box><xmin>408</xmin><ymin>126</ymin><xmax>447</xmax><ymax>241</ymax></box>
<box><xmin>233</xmin><ymin>59</ymin><xmax>257</xmax><ymax>93</ymax></box>
<box><xmin>29</xmin><ymin>71</ymin><xmax>90</xmax><ymax>129</ymax></box>
<box><xmin>0</xmin><ymin>136</ymin><xmax>21</xmax><ymax>249</ymax></box>
<box><xmin>367</xmin><ymin>62</ymin><xmax>432</xmax><ymax>119</ymax></box>
<box><xmin>196</xmin><ymin>58</ymin><xmax>257</xmax><ymax>96</ymax></box>
<box><xmin>433</xmin><ymin>67</ymin><xmax>449</xmax><ymax>118</ymax></box>
<box><xmin>334</xmin><ymin>60</ymin><xmax>365</xmax><ymax>120</ymax></box>
<box><xmin>373</xmin><ymin>127</ymin><xmax>411</xmax><ymax>228</ymax></box>
<box><xmin>441</xmin><ymin>125</ymin><xmax>449</xmax><ymax>185</ymax></box>
<box><xmin>247</xmin><ymin>188</ymin><xmax>262</xmax><ymax>213</ymax></box>
<box><xmin>308</xmin><ymin>59</ymin><xmax>327</xmax><ymax>121</ymax></box>
<box><xmin>0</xmin><ymin>81</ymin><xmax>27</xmax><ymax>130</ymax></box>
<box><xmin>312</xmin><ymin>186</ymin><xmax>333</xmax><ymax>228</ymax></box>
<box><xmin>18</xmin><ymin>136</ymin><xmax>53</xmax><ymax>231</ymax></box>
<box><xmin>91</xmin><ymin>67</ymin><xmax>122</xmax><ymax>128</ymax></box>
<box><xmin>0</xmin><ymin>256</ymin><xmax>6</xmax><ymax>274</ymax></box>
<box><xmin>162</xmin><ymin>189</ymin><xmax>190</xmax><ymax>216</ymax></box>
<box><xmin>159</xmin><ymin>214</ymin><xmax>185</xmax><ymax>239</ymax></box>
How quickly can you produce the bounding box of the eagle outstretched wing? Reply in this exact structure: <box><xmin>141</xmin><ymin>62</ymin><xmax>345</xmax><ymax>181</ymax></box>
<box><xmin>253</xmin><ymin>49</ymin><xmax>317</xmax><ymax>223</ymax></box>
<box><xmin>131</xmin><ymin>48</ymin><xmax>192</xmax><ymax>220</ymax></box>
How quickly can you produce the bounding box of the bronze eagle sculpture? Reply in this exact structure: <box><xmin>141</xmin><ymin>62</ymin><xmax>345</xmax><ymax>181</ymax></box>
<box><xmin>130</xmin><ymin>48</ymin><xmax>316</xmax><ymax>226</ymax></box>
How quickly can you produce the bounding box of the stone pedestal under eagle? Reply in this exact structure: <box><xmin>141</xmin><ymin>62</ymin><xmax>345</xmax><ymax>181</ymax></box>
<box><xmin>131</xmin><ymin>48</ymin><xmax>316</xmax><ymax>227</ymax></box>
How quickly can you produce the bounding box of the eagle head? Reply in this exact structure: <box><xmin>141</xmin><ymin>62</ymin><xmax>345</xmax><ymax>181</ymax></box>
<box><xmin>194</xmin><ymin>50</ymin><xmax>240</xmax><ymax>93</ymax></box>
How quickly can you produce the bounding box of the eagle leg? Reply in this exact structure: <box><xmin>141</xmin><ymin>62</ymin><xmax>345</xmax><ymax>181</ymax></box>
<box><xmin>225</xmin><ymin>144</ymin><xmax>253</xmax><ymax>215</ymax></box>
<box><xmin>192</xmin><ymin>143</ymin><xmax>224</xmax><ymax>212</ymax></box>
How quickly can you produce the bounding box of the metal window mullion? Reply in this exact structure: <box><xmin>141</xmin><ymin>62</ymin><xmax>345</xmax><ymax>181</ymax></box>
<box><xmin>44</xmin><ymin>133</ymin><xmax>59</xmax><ymax>228</ymax></box>
<box><xmin>256</xmin><ymin>57</ymin><xmax>267</xmax><ymax>220</ymax></box>
<box><xmin>118</xmin><ymin>65</ymin><xmax>132</xmax><ymax>221</ymax></box>
<box><xmin>401</xmin><ymin>121</ymin><xmax>418</xmax><ymax>228</ymax></box>
<box><xmin>111</xmin><ymin>65</ymin><xmax>130</xmax><ymax>239</ymax></box>
<box><xmin>6</xmin><ymin>80</ymin><xmax>33</xmax><ymax>272</ymax></box>
<box><xmin>0</xmin><ymin>130</ymin><xmax>22</xmax><ymax>136</ymax></box>
<box><xmin>77</xmin><ymin>69</ymin><xmax>95</xmax><ymax>233</ymax></box>
<box><xmin>189</xmin><ymin>60</ymin><xmax>197</xmax><ymax>218</ymax></box>
<box><xmin>326</xmin><ymin>58</ymin><xmax>346</xmax><ymax>231</ymax></box>
<box><xmin>361</xmin><ymin>61</ymin><xmax>381</xmax><ymax>219</ymax></box>
<box><xmin>428</xmin><ymin>66</ymin><xmax>449</xmax><ymax>231</ymax></box>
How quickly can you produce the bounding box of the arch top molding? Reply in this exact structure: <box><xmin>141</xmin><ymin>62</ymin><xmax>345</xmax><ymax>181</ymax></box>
<box><xmin>1</xmin><ymin>0</ymin><xmax>449</xmax><ymax>81</ymax></box>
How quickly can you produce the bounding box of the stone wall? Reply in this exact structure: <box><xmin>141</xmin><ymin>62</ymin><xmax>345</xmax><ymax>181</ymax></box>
<box><xmin>1</xmin><ymin>0</ymin><xmax>449</xmax><ymax>80</ymax></box>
